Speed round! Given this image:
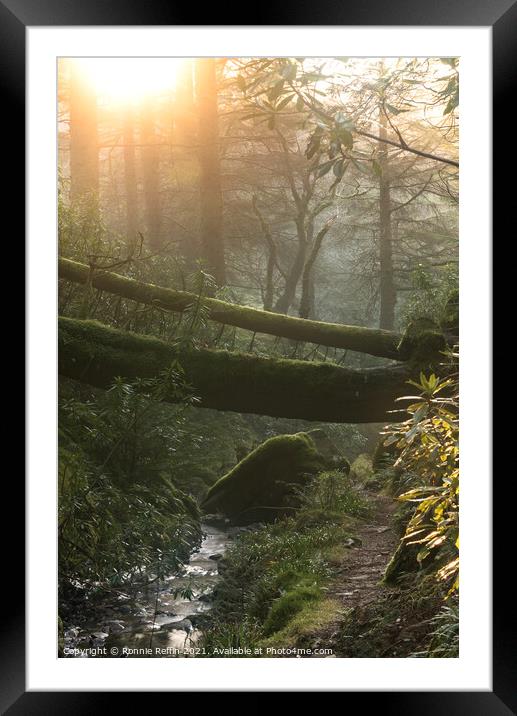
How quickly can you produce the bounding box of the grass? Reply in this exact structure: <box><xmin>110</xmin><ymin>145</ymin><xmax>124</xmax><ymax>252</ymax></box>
<box><xmin>335</xmin><ymin>573</ymin><xmax>455</xmax><ymax>658</ymax></box>
<box><xmin>259</xmin><ymin>599</ymin><xmax>344</xmax><ymax>651</ymax></box>
<box><xmin>198</xmin><ymin>469</ymin><xmax>368</xmax><ymax>656</ymax></box>
<box><xmin>263</xmin><ymin>583</ymin><xmax>321</xmax><ymax>635</ymax></box>
<box><xmin>417</xmin><ymin>600</ymin><xmax>459</xmax><ymax>658</ymax></box>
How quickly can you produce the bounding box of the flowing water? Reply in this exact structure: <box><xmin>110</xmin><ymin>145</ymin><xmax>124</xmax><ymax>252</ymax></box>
<box><xmin>63</xmin><ymin>522</ymin><xmax>234</xmax><ymax>658</ymax></box>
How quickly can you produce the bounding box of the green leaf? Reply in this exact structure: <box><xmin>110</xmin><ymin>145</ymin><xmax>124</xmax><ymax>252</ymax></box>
<box><xmin>334</xmin><ymin>111</ymin><xmax>355</xmax><ymax>131</ymax></box>
<box><xmin>336</xmin><ymin>128</ymin><xmax>353</xmax><ymax>149</ymax></box>
<box><xmin>316</xmin><ymin>160</ymin><xmax>335</xmax><ymax>178</ymax></box>
<box><xmin>372</xmin><ymin>159</ymin><xmax>382</xmax><ymax>176</ymax></box>
<box><xmin>332</xmin><ymin>158</ymin><xmax>346</xmax><ymax>179</ymax></box>
<box><xmin>275</xmin><ymin>94</ymin><xmax>294</xmax><ymax>111</ymax></box>
<box><xmin>267</xmin><ymin>80</ymin><xmax>285</xmax><ymax>102</ymax></box>
<box><xmin>385</xmin><ymin>103</ymin><xmax>410</xmax><ymax>115</ymax></box>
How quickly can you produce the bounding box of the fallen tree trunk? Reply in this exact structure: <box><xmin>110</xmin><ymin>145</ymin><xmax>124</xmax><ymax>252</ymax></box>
<box><xmin>59</xmin><ymin>257</ymin><xmax>403</xmax><ymax>361</ymax></box>
<box><xmin>59</xmin><ymin>317</ymin><xmax>414</xmax><ymax>423</ymax></box>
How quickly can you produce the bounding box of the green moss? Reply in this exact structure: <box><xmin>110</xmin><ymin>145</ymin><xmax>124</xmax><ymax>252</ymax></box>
<box><xmin>397</xmin><ymin>318</ymin><xmax>448</xmax><ymax>368</ymax></box>
<box><xmin>59</xmin><ymin>256</ymin><xmax>403</xmax><ymax>360</ymax></box>
<box><xmin>350</xmin><ymin>453</ymin><xmax>374</xmax><ymax>483</ymax></box>
<box><xmin>383</xmin><ymin>541</ymin><xmax>422</xmax><ymax>584</ymax></box>
<box><xmin>201</xmin><ymin>432</ymin><xmax>326</xmax><ymax>521</ymax></box>
<box><xmin>263</xmin><ymin>584</ymin><xmax>321</xmax><ymax>635</ymax></box>
<box><xmin>58</xmin><ymin>316</ymin><xmax>413</xmax><ymax>423</ymax></box>
<box><xmin>259</xmin><ymin>598</ymin><xmax>342</xmax><ymax>650</ymax></box>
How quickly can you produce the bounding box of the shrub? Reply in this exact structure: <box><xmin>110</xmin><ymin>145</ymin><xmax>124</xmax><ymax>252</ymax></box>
<box><xmin>382</xmin><ymin>362</ymin><xmax>459</xmax><ymax>595</ymax></box>
<box><xmin>58</xmin><ymin>367</ymin><xmax>202</xmax><ymax>598</ymax></box>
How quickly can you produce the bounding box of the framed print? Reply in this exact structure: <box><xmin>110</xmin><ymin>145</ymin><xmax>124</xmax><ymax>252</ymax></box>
<box><xmin>6</xmin><ymin>0</ymin><xmax>509</xmax><ymax>708</ymax></box>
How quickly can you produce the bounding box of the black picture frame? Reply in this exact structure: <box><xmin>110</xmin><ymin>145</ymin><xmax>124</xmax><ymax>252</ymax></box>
<box><xmin>7</xmin><ymin>0</ymin><xmax>506</xmax><ymax>709</ymax></box>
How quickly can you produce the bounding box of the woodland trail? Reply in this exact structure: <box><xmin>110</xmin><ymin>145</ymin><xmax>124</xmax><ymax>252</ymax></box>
<box><xmin>311</xmin><ymin>491</ymin><xmax>399</xmax><ymax>656</ymax></box>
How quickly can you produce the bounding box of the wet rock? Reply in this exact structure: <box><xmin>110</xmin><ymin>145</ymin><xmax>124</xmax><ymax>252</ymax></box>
<box><xmin>203</xmin><ymin>514</ymin><xmax>231</xmax><ymax>529</ymax></box>
<box><xmin>167</xmin><ymin>618</ymin><xmax>193</xmax><ymax>633</ymax></box>
<box><xmin>102</xmin><ymin>620</ymin><xmax>125</xmax><ymax>633</ymax></box>
<box><xmin>343</xmin><ymin>537</ymin><xmax>362</xmax><ymax>548</ymax></box>
<box><xmin>140</xmin><ymin>622</ymin><xmax>162</xmax><ymax>632</ymax></box>
<box><xmin>188</xmin><ymin>613</ymin><xmax>211</xmax><ymax>629</ymax></box>
<box><xmin>208</xmin><ymin>553</ymin><xmax>223</xmax><ymax>561</ymax></box>
<box><xmin>217</xmin><ymin>557</ymin><xmax>229</xmax><ymax>575</ymax></box>
<box><xmin>89</xmin><ymin>631</ymin><xmax>110</xmax><ymax>646</ymax></box>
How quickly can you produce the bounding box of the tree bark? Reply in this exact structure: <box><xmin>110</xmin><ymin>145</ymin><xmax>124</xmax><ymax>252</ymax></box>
<box><xmin>69</xmin><ymin>60</ymin><xmax>99</xmax><ymax>202</ymax></box>
<box><xmin>195</xmin><ymin>58</ymin><xmax>226</xmax><ymax>286</ymax></box>
<box><xmin>59</xmin><ymin>317</ymin><xmax>413</xmax><ymax>423</ymax></box>
<box><xmin>274</xmin><ymin>225</ymin><xmax>307</xmax><ymax>314</ymax></box>
<box><xmin>59</xmin><ymin>257</ymin><xmax>404</xmax><ymax>360</ymax></box>
<box><xmin>299</xmin><ymin>219</ymin><xmax>333</xmax><ymax>319</ymax></box>
<box><xmin>252</xmin><ymin>196</ymin><xmax>279</xmax><ymax>311</ymax></box>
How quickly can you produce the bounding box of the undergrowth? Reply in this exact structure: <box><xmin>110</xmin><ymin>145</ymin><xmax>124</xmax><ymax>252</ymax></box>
<box><xmin>198</xmin><ymin>470</ymin><xmax>368</xmax><ymax>655</ymax></box>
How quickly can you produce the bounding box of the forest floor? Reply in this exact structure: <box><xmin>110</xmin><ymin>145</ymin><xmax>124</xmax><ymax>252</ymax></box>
<box><xmin>308</xmin><ymin>490</ymin><xmax>399</xmax><ymax>656</ymax></box>
<box><xmin>303</xmin><ymin>488</ymin><xmax>450</xmax><ymax>659</ymax></box>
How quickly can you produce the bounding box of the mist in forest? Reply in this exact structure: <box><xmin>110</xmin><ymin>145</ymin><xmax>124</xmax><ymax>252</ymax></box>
<box><xmin>58</xmin><ymin>57</ymin><xmax>459</xmax><ymax>660</ymax></box>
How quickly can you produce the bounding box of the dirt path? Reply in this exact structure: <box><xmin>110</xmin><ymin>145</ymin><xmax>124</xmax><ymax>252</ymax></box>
<box><xmin>311</xmin><ymin>491</ymin><xmax>399</xmax><ymax>655</ymax></box>
<box><xmin>332</xmin><ymin>491</ymin><xmax>398</xmax><ymax>606</ymax></box>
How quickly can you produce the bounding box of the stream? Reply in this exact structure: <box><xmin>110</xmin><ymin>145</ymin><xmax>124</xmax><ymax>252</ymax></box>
<box><xmin>63</xmin><ymin>522</ymin><xmax>236</xmax><ymax>658</ymax></box>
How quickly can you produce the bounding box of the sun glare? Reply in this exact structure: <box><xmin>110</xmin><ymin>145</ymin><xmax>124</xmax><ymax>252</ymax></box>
<box><xmin>76</xmin><ymin>58</ymin><xmax>185</xmax><ymax>102</ymax></box>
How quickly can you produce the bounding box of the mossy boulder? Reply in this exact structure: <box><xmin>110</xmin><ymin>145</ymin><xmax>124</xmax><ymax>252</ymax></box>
<box><xmin>350</xmin><ymin>453</ymin><xmax>374</xmax><ymax>484</ymax></box>
<box><xmin>200</xmin><ymin>432</ymin><xmax>327</xmax><ymax>523</ymax></box>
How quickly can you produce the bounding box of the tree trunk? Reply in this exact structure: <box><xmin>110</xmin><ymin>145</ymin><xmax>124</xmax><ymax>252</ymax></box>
<box><xmin>123</xmin><ymin>106</ymin><xmax>139</xmax><ymax>245</ymax></box>
<box><xmin>378</xmin><ymin>108</ymin><xmax>397</xmax><ymax>330</ymax></box>
<box><xmin>195</xmin><ymin>58</ymin><xmax>226</xmax><ymax>286</ymax></box>
<box><xmin>251</xmin><ymin>196</ymin><xmax>278</xmax><ymax>311</ymax></box>
<box><xmin>299</xmin><ymin>219</ymin><xmax>333</xmax><ymax>319</ymax></box>
<box><xmin>69</xmin><ymin>60</ymin><xmax>99</xmax><ymax>202</ymax></box>
<box><xmin>140</xmin><ymin>99</ymin><xmax>162</xmax><ymax>251</ymax></box>
<box><xmin>274</xmin><ymin>218</ymin><xmax>307</xmax><ymax>314</ymax></box>
<box><xmin>59</xmin><ymin>317</ymin><xmax>413</xmax><ymax>423</ymax></box>
<box><xmin>59</xmin><ymin>256</ymin><xmax>404</xmax><ymax>359</ymax></box>
<box><xmin>174</xmin><ymin>60</ymin><xmax>196</xmax><ymax>145</ymax></box>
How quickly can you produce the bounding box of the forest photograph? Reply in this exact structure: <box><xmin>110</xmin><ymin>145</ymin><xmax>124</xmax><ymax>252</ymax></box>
<box><xmin>57</xmin><ymin>55</ymin><xmax>459</xmax><ymax>660</ymax></box>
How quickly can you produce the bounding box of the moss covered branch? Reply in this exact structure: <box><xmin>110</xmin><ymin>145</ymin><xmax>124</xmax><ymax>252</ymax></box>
<box><xmin>59</xmin><ymin>257</ymin><xmax>404</xmax><ymax>360</ymax></box>
<box><xmin>59</xmin><ymin>317</ymin><xmax>414</xmax><ymax>423</ymax></box>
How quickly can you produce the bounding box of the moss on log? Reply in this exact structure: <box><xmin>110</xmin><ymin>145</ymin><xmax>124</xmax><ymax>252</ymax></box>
<box><xmin>397</xmin><ymin>317</ymin><xmax>448</xmax><ymax>369</ymax></box>
<box><xmin>58</xmin><ymin>317</ymin><xmax>414</xmax><ymax>423</ymax></box>
<box><xmin>59</xmin><ymin>257</ymin><xmax>403</xmax><ymax>360</ymax></box>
